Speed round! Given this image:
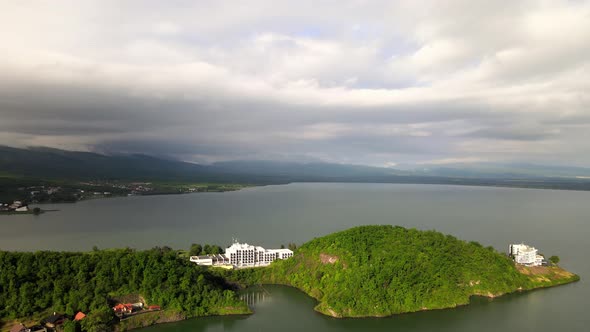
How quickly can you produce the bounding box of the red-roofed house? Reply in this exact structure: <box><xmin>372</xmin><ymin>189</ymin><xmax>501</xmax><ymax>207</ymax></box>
<box><xmin>74</xmin><ymin>312</ymin><xmax>86</xmax><ymax>321</ymax></box>
<box><xmin>112</xmin><ymin>304</ymin><xmax>134</xmax><ymax>314</ymax></box>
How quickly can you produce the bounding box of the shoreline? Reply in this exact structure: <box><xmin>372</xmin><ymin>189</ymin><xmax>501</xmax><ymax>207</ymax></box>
<box><xmin>306</xmin><ymin>265</ymin><xmax>580</xmax><ymax>318</ymax></box>
<box><xmin>0</xmin><ymin>256</ymin><xmax>580</xmax><ymax>332</ymax></box>
<box><xmin>1</xmin><ymin>178</ymin><xmax>256</xmax><ymax>207</ymax></box>
<box><xmin>116</xmin><ymin>271</ymin><xmax>580</xmax><ymax>332</ymax></box>
<box><xmin>201</xmin><ymin>267</ymin><xmax>580</xmax><ymax>322</ymax></box>
<box><xmin>7</xmin><ymin>179</ymin><xmax>590</xmax><ymax>209</ymax></box>
<box><xmin>112</xmin><ymin>308</ymin><xmax>252</xmax><ymax>332</ymax></box>
<box><xmin>37</xmin><ymin>187</ymin><xmax>252</xmax><ymax>205</ymax></box>
<box><xmin>2</xmin><ymin>270</ymin><xmax>578</xmax><ymax>332</ymax></box>
<box><xmin>1</xmin><ymin>309</ymin><xmax>253</xmax><ymax>332</ymax></box>
<box><xmin>0</xmin><ymin>225</ymin><xmax>582</xmax><ymax>331</ymax></box>
<box><xmin>0</xmin><ymin>209</ymin><xmax>59</xmax><ymax>216</ymax></box>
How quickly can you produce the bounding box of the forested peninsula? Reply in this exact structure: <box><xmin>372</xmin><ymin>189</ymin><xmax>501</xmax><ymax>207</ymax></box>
<box><xmin>0</xmin><ymin>226</ymin><xmax>579</xmax><ymax>332</ymax></box>
<box><xmin>226</xmin><ymin>225</ymin><xmax>579</xmax><ymax>318</ymax></box>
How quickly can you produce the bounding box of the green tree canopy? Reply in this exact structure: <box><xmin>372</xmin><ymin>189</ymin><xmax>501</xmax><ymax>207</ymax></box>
<box><xmin>549</xmin><ymin>255</ymin><xmax>560</xmax><ymax>264</ymax></box>
<box><xmin>234</xmin><ymin>225</ymin><xmax>553</xmax><ymax>317</ymax></box>
<box><xmin>0</xmin><ymin>248</ymin><xmax>248</xmax><ymax>327</ymax></box>
<box><xmin>189</xmin><ymin>243</ymin><xmax>202</xmax><ymax>256</ymax></box>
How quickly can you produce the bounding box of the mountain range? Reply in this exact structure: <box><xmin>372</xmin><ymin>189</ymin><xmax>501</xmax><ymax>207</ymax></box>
<box><xmin>2</xmin><ymin>146</ymin><xmax>590</xmax><ymax>190</ymax></box>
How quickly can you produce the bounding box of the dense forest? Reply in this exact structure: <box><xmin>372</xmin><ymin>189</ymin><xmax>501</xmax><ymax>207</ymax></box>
<box><xmin>226</xmin><ymin>225</ymin><xmax>579</xmax><ymax>317</ymax></box>
<box><xmin>0</xmin><ymin>226</ymin><xmax>579</xmax><ymax>329</ymax></box>
<box><xmin>0</xmin><ymin>248</ymin><xmax>249</xmax><ymax>331</ymax></box>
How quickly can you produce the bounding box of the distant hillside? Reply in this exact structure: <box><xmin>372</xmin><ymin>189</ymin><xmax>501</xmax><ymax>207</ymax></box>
<box><xmin>3</xmin><ymin>146</ymin><xmax>590</xmax><ymax>191</ymax></box>
<box><xmin>207</xmin><ymin>160</ymin><xmax>590</xmax><ymax>191</ymax></box>
<box><xmin>229</xmin><ymin>225</ymin><xmax>579</xmax><ymax>317</ymax></box>
<box><xmin>0</xmin><ymin>146</ymin><xmax>276</xmax><ymax>183</ymax></box>
<box><xmin>0</xmin><ymin>146</ymin><xmax>206</xmax><ymax>180</ymax></box>
<box><xmin>0</xmin><ymin>146</ymin><xmax>401</xmax><ymax>183</ymax></box>
<box><xmin>212</xmin><ymin>160</ymin><xmax>403</xmax><ymax>178</ymax></box>
<box><xmin>406</xmin><ymin>162</ymin><xmax>590</xmax><ymax>179</ymax></box>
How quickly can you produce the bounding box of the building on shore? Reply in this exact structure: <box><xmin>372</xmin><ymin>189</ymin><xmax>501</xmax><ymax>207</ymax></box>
<box><xmin>509</xmin><ymin>243</ymin><xmax>545</xmax><ymax>266</ymax></box>
<box><xmin>0</xmin><ymin>201</ymin><xmax>29</xmax><ymax>212</ymax></box>
<box><xmin>225</xmin><ymin>242</ymin><xmax>293</xmax><ymax>267</ymax></box>
<box><xmin>190</xmin><ymin>242</ymin><xmax>293</xmax><ymax>267</ymax></box>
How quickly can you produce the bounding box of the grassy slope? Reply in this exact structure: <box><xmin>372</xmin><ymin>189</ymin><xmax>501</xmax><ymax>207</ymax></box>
<box><xmin>229</xmin><ymin>225</ymin><xmax>579</xmax><ymax>317</ymax></box>
<box><xmin>517</xmin><ymin>265</ymin><xmax>579</xmax><ymax>289</ymax></box>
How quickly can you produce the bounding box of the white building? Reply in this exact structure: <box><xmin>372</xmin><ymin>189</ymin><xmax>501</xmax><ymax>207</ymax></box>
<box><xmin>509</xmin><ymin>243</ymin><xmax>544</xmax><ymax>266</ymax></box>
<box><xmin>225</xmin><ymin>242</ymin><xmax>293</xmax><ymax>267</ymax></box>
<box><xmin>190</xmin><ymin>242</ymin><xmax>293</xmax><ymax>267</ymax></box>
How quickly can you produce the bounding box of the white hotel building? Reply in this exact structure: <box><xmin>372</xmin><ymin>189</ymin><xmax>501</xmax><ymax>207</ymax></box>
<box><xmin>190</xmin><ymin>242</ymin><xmax>293</xmax><ymax>267</ymax></box>
<box><xmin>509</xmin><ymin>243</ymin><xmax>544</xmax><ymax>266</ymax></box>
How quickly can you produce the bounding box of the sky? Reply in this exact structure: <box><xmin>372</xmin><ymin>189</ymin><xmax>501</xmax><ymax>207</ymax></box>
<box><xmin>0</xmin><ymin>0</ymin><xmax>589</xmax><ymax>167</ymax></box>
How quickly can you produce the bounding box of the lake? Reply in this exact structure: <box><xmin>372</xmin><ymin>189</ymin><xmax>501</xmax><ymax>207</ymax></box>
<box><xmin>0</xmin><ymin>183</ymin><xmax>588</xmax><ymax>331</ymax></box>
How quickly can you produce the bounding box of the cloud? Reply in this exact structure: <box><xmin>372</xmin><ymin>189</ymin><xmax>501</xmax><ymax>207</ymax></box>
<box><xmin>0</xmin><ymin>0</ymin><xmax>589</xmax><ymax>166</ymax></box>
<box><xmin>462</xmin><ymin>126</ymin><xmax>561</xmax><ymax>141</ymax></box>
<box><xmin>417</xmin><ymin>157</ymin><xmax>486</xmax><ymax>165</ymax></box>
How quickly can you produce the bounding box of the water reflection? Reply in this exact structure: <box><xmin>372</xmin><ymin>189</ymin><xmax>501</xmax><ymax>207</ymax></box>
<box><xmin>239</xmin><ymin>286</ymin><xmax>269</xmax><ymax>307</ymax></box>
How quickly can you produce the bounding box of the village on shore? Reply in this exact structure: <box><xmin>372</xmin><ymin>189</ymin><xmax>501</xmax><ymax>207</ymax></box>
<box><xmin>0</xmin><ymin>181</ymin><xmax>250</xmax><ymax>214</ymax></box>
<box><xmin>0</xmin><ymin>201</ymin><xmax>31</xmax><ymax>213</ymax></box>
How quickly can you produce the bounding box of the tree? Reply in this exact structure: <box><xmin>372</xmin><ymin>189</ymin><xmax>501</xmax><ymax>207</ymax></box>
<box><xmin>189</xmin><ymin>244</ymin><xmax>202</xmax><ymax>257</ymax></box>
<box><xmin>0</xmin><ymin>248</ymin><xmax>249</xmax><ymax>324</ymax></box>
<box><xmin>80</xmin><ymin>306</ymin><xmax>114</xmax><ymax>332</ymax></box>
<box><xmin>549</xmin><ymin>255</ymin><xmax>560</xmax><ymax>264</ymax></box>
<box><xmin>210</xmin><ymin>245</ymin><xmax>223</xmax><ymax>255</ymax></box>
<box><xmin>203</xmin><ymin>244</ymin><xmax>212</xmax><ymax>255</ymax></box>
<box><xmin>288</xmin><ymin>242</ymin><xmax>297</xmax><ymax>251</ymax></box>
<box><xmin>63</xmin><ymin>320</ymin><xmax>77</xmax><ymax>332</ymax></box>
<box><xmin>280</xmin><ymin>244</ymin><xmax>285</xmax><ymax>249</ymax></box>
<box><xmin>247</xmin><ymin>225</ymin><xmax>547</xmax><ymax>317</ymax></box>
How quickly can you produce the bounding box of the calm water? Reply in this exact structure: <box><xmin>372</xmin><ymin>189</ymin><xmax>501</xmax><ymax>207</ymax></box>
<box><xmin>0</xmin><ymin>183</ymin><xmax>588</xmax><ymax>331</ymax></box>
